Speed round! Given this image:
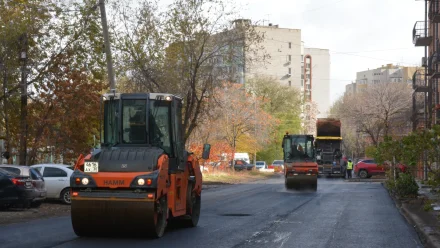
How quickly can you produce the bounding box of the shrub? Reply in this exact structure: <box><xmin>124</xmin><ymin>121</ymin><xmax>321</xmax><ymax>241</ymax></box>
<box><xmin>385</xmin><ymin>169</ymin><xmax>396</xmax><ymax>191</ymax></box>
<box><xmin>423</xmin><ymin>199</ymin><xmax>434</xmax><ymax>212</ymax></box>
<box><xmin>394</xmin><ymin>173</ymin><xmax>419</xmax><ymax>198</ymax></box>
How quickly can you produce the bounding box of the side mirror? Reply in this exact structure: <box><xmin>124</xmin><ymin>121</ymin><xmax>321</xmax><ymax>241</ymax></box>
<box><xmin>202</xmin><ymin>144</ymin><xmax>211</xmax><ymax>159</ymax></box>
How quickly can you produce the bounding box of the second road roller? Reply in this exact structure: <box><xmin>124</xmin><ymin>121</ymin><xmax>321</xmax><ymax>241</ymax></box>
<box><xmin>282</xmin><ymin>133</ymin><xmax>318</xmax><ymax>191</ymax></box>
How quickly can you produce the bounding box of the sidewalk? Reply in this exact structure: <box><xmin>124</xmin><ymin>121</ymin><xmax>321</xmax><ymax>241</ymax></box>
<box><xmin>390</xmin><ymin>180</ymin><xmax>440</xmax><ymax>248</ymax></box>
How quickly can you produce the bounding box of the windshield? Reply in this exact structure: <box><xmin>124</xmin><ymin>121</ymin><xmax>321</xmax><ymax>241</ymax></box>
<box><xmin>283</xmin><ymin>136</ymin><xmax>314</xmax><ymax>162</ymax></box>
<box><xmin>122</xmin><ymin>99</ymin><xmax>147</xmax><ymax>144</ymax></box>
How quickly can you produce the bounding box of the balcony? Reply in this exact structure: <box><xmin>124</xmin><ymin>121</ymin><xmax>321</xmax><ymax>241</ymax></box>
<box><xmin>412</xmin><ymin>70</ymin><xmax>429</xmax><ymax>92</ymax></box>
<box><xmin>428</xmin><ymin>53</ymin><xmax>440</xmax><ymax>79</ymax></box>
<box><xmin>413</xmin><ymin>21</ymin><xmax>432</xmax><ymax>46</ymax></box>
<box><xmin>430</xmin><ymin>0</ymin><xmax>440</xmax><ymax>23</ymax></box>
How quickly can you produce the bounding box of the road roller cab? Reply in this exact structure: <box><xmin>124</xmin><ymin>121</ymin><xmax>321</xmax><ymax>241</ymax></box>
<box><xmin>282</xmin><ymin>133</ymin><xmax>318</xmax><ymax>191</ymax></box>
<box><xmin>70</xmin><ymin>92</ymin><xmax>208</xmax><ymax>238</ymax></box>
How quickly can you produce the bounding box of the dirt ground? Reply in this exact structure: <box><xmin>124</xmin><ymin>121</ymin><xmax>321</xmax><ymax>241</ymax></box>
<box><xmin>0</xmin><ymin>201</ymin><xmax>71</xmax><ymax>225</ymax></box>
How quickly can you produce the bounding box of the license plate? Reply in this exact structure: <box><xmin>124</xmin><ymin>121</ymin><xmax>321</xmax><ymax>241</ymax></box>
<box><xmin>84</xmin><ymin>162</ymin><xmax>99</xmax><ymax>173</ymax></box>
<box><xmin>40</xmin><ymin>192</ymin><xmax>46</xmax><ymax>197</ymax></box>
<box><xmin>25</xmin><ymin>181</ymin><xmax>32</xmax><ymax>187</ymax></box>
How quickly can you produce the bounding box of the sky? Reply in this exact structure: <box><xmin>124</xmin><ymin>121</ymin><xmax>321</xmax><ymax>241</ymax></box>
<box><xmin>232</xmin><ymin>0</ymin><xmax>427</xmax><ymax>104</ymax></box>
<box><xmin>156</xmin><ymin>0</ymin><xmax>427</xmax><ymax>105</ymax></box>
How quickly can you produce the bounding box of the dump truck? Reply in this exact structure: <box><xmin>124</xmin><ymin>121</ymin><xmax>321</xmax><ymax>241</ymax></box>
<box><xmin>282</xmin><ymin>133</ymin><xmax>318</xmax><ymax>191</ymax></box>
<box><xmin>70</xmin><ymin>93</ymin><xmax>209</xmax><ymax>238</ymax></box>
<box><xmin>315</xmin><ymin>118</ymin><xmax>345</xmax><ymax>178</ymax></box>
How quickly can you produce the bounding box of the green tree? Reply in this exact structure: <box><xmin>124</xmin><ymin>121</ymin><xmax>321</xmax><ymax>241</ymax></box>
<box><xmin>246</xmin><ymin>75</ymin><xmax>302</xmax><ymax>163</ymax></box>
<box><xmin>1</xmin><ymin>0</ymin><xmax>106</xmax><ymax>164</ymax></box>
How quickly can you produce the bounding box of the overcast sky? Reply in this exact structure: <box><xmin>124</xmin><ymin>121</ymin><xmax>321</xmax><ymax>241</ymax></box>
<box><xmin>156</xmin><ymin>0</ymin><xmax>426</xmax><ymax>105</ymax></box>
<box><xmin>233</xmin><ymin>0</ymin><xmax>427</xmax><ymax>104</ymax></box>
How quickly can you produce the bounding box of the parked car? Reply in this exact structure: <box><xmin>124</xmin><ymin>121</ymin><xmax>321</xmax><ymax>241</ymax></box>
<box><xmin>231</xmin><ymin>159</ymin><xmax>254</xmax><ymax>171</ymax></box>
<box><xmin>353</xmin><ymin>158</ymin><xmax>408</xmax><ymax>179</ymax></box>
<box><xmin>0</xmin><ymin>165</ymin><xmax>46</xmax><ymax>207</ymax></box>
<box><xmin>0</xmin><ymin>168</ymin><xmax>34</xmax><ymax>208</ymax></box>
<box><xmin>269</xmin><ymin>160</ymin><xmax>284</xmax><ymax>172</ymax></box>
<box><xmin>30</xmin><ymin>164</ymin><xmax>74</xmax><ymax>204</ymax></box>
<box><xmin>255</xmin><ymin>161</ymin><xmax>267</xmax><ymax>170</ymax></box>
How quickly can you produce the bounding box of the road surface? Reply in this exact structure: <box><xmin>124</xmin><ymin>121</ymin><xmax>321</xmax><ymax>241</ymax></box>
<box><xmin>0</xmin><ymin>176</ymin><xmax>422</xmax><ymax>248</ymax></box>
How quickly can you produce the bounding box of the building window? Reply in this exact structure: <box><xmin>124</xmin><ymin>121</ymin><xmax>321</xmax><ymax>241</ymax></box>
<box><xmin>301</xmin><ymin>74</ymin><xmax>304</xmax><ymax>79</ymax></box>
<box><xmin>289</xmin><ymin>42</ymin><xmax>291</xmax><ymax>48</ymax></box>
<box><xmin>301</xmin><ymin>55</ymin><xmax>304</xmax><ymax>61</ymax></box>
<box><xmin>288</xmin><ymin>68</ymin><xmax>291</xmax><ymax>74</ymax></box>
<box><xmin>301</xmin><ymin>79</ymin><xmax>304</xmax><ymax>86</ymax></box>
<box><xmin>288</xmin><ymin>55</ymin><xmax>291</xmax><ymax>61</ymax></box>
<box><xmin>288</xmin><ymin>81</ymin><xmax>291</xmax><ymax>87</ymax></box>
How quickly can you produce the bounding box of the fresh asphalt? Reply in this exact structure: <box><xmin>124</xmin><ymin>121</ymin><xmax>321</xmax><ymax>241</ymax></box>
<box><xmin>0</xmin><ymin>175</ymin><xmax>423</xmax><ymax>248</ymax></box>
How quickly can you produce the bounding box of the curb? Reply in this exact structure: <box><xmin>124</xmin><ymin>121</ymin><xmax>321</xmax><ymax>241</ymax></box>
<box><xmin>383</xmin><ymin>183</ymin><xmax>440</xmax><ymax>248</ymax></box>
<box><xmin>400</xmin><ymin>204</ymin><xmax>440</xmax><ymax>248</ymax></box>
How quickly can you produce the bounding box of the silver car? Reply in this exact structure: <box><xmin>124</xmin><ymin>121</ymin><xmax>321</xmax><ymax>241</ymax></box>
<box><xmin>30</xmin><ymin>164</ymin><xmax>74</xmax><ymax>204</ymax></box>
<box><xmin>0</xmin><ymin>165</ymin><xmax>47</xmax><ymax>208</ymax></box>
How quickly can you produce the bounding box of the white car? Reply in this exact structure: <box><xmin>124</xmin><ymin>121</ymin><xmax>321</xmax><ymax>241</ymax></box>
<box><xmin>30</xmin><ymin>164</ymin><xmax>74</xmax><ymax>204</ymax></box>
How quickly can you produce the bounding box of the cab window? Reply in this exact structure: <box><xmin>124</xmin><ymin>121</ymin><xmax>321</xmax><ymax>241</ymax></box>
<box><xmin>122</xmin><ymin>99</ymin><xmax>147</xmax><ymax>144</ymax></box>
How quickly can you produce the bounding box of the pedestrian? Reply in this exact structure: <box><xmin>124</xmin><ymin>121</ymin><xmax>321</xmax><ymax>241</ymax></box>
<box><xmin>342</xmin><ymin>156</ymin><xmax>347</xmax><ymax>175</ymax></box>
<box><xmin>346</xmin><ymin>159</ymin><xmax>353</xmax><ymax>179</ymax></box>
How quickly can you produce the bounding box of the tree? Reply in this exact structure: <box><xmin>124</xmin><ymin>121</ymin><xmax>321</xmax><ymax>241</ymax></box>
<box><xmin>0</xmin><ymin>0</ymin><xmax>106</xmax><ymax>164</ymax></box>
<box><xmin>246</xmin><ymin>75</ymin><xmax>302</xmax><ymax>163</ymax></box>
<box><xmin>186</xmin><ymin>82</ymin><xmax>274</xmax><ymax>164</ymax></box>
<box><xmin>303</xmin><ymin>101</ymin><xmax>319</xmax><ymax>135</ymax></box>
<box><xmin>110</xmin><ymin>0</ymin><xmax>267</xmax><ymax>144</ymax></box>
<box><xmin>333</xmin><ymin>83</ymin><xmax>412</xmax><ymax>148</ymax></box>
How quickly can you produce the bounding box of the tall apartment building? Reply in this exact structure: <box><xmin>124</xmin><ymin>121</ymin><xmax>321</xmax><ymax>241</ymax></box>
<box><xmin>412</xmin><ymin>0</ymin><xmax>440</xmax><ymax>131</ymax></box>
<box><xmin>303</xmin><ymin>46</ymin><xmax>331</xmax><ymax>118</ymax></box>
<box><xmin>246</xmin><ymin>24</ymin><xmax>302</xmax><ymax>89</ymax></box>
<box><xmin>237</xmin><ymin>21</ymin><xmax>330</xmax><ymax>134</ymax></box>
<box><xmin>344</xmin><ymin>64</ymin><xmax>418</xmax><ymax>95</ymax></box>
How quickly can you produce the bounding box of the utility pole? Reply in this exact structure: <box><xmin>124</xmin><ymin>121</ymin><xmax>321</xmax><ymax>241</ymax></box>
<box><xmin>1</xmin><ymin>61</ymin><xmax>10</xmax><ymax>162</ymax></box>
<box><xmin>19</xmin><ymin>33</ymin><xmax>28</xmax><ymax>165</ymax></box>
<box><xmin>98</xmin><ymin>0</ymin><xmax>116</xmax><ymax>92</ymax></box>
<box><xmin>254</xmin><ymin>94</ymin><xmax>257</xmax><ymax>165</ymax></box>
